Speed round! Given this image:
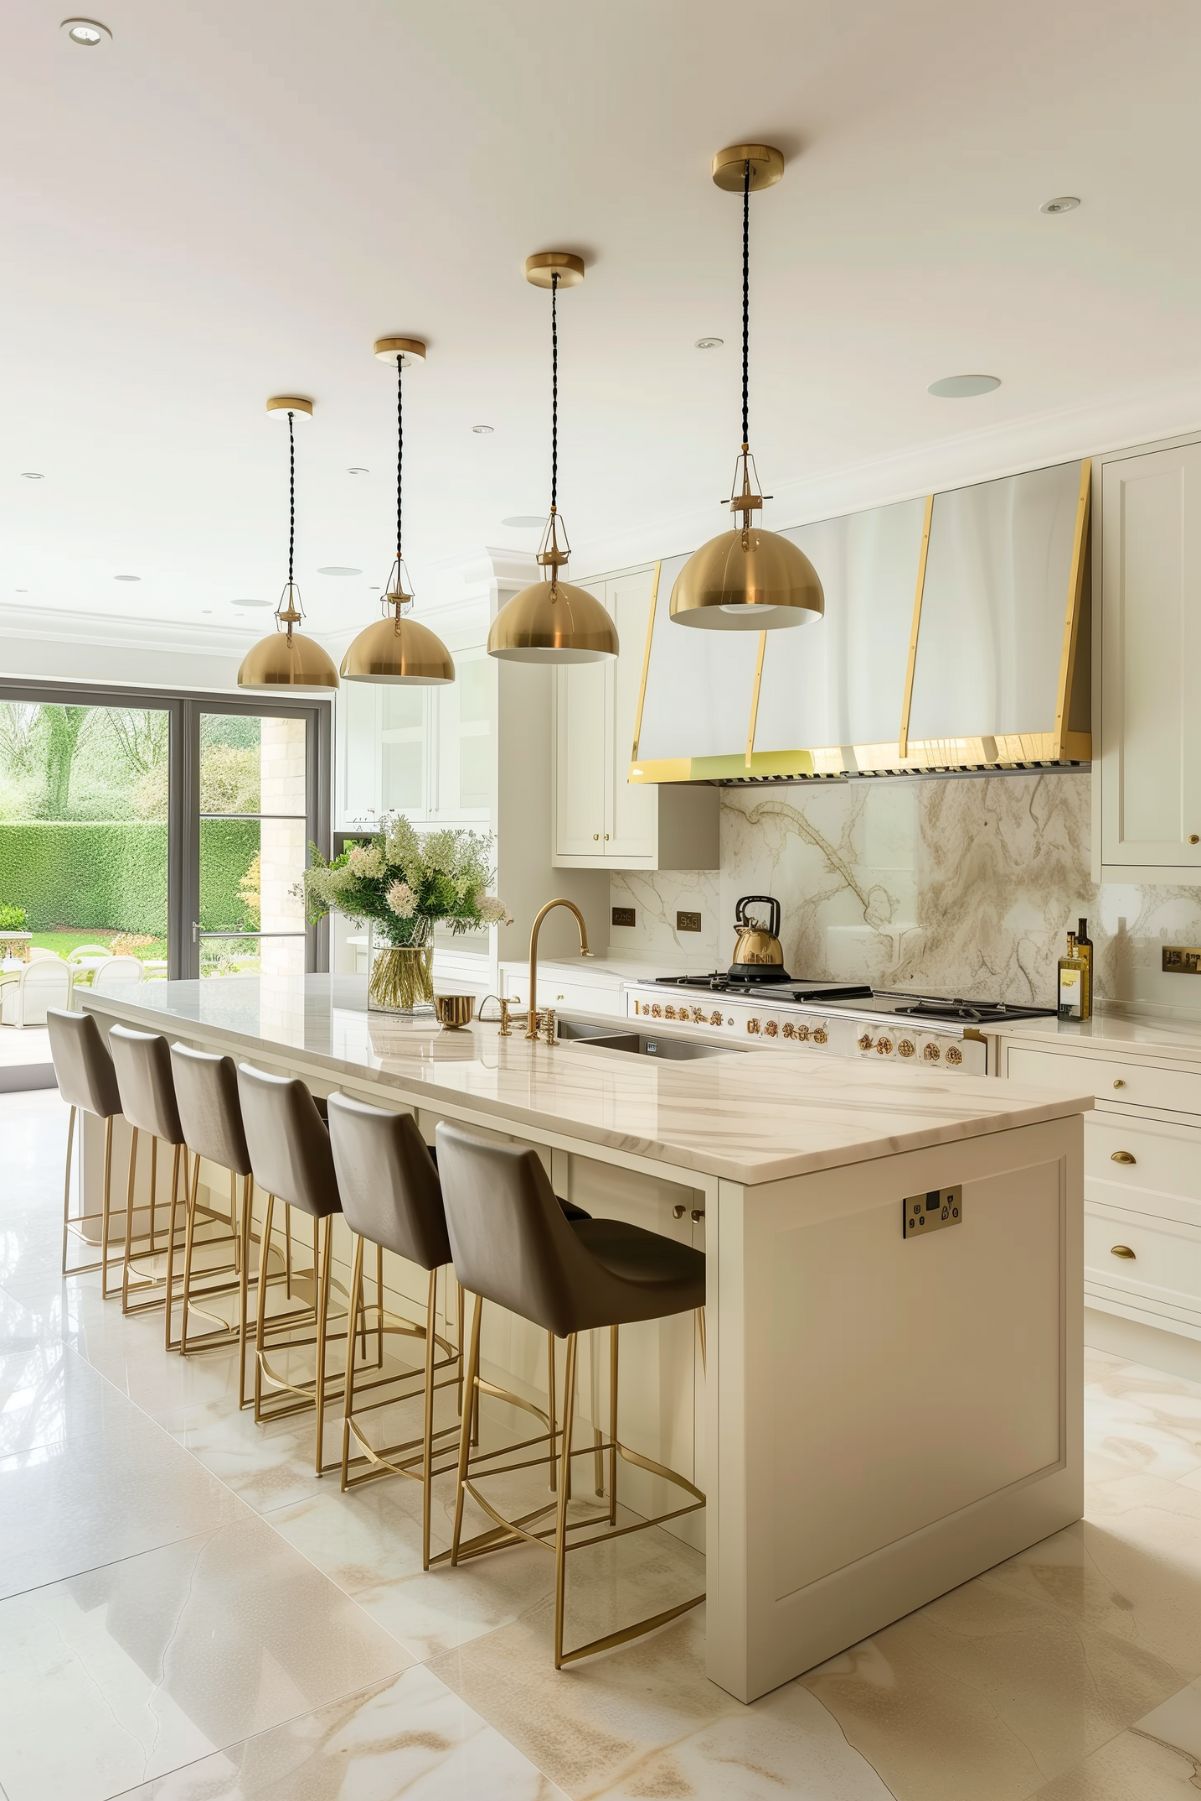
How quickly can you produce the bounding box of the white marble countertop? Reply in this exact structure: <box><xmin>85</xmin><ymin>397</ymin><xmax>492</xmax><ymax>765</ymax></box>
<box><xmin>993</xmin><ymin>1004</ymin><xmax>1201</xmax><ymax>1061</ymax></box>
<box><xmin>496</xmin><ymin>951</ymin><xmax>693</xmax><ymax>983</ymax></box>
<box><xmin>81</xmin><ymin>975</ymin><xmax>1092</xmax><ymax>1186</ymax></box>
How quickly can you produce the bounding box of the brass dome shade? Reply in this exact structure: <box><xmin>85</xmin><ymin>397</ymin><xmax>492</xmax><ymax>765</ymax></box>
<box><xmin>672</xmin><ymin>145</ymin><xmax>824</xmax><ymax>633</ymax></box>
<box><xmin>340</xmin><ymin>610</ymin><xmax>454</xmax><ymax>683</ymax></box>
<box><xmin>238</xmin><ymin>398</ymin><xmax>339</xmax><ymax>691</ymax></box>
<box><xmin>341</xmin><ymin>339</ymin><xmax>455</xmax><ymax>685</ymax></box>
<box><xmin>489</xmin><ymin>252</ymin><xmax>617</xmax><ymax>664</ymax></box>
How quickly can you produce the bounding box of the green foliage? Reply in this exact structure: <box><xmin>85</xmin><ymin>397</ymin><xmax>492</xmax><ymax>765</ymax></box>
<box><xmin>0</xmin><ymin>903</ymin><xmax>29</xmax><ymax>930</ymax></box>
<box><xmin>0</xmin><ymin>821</ymin><xmax>258</xmax><ymax>934</ymax></box>
<box><xmin>302</xmin><ymin>814</ymin><xmax>506</xmax><ymax>947</ymax></box>
<box><xmin>32</xmin><ymin>929</ymin><xmax>167</xmax><ymax>963</ymax></box>
<box><xmin>199</xmin><ymin>744</ymin><xmax>261</xmax><ymax>814</ymax></box>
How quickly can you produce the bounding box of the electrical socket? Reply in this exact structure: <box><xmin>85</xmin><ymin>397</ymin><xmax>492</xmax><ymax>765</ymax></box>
<box><xmin>676</xmin><ymin>910</ymin><xmax>702</xmax><ymax>933</ymax></box>
<box><xmin>611</xmin><ymin>906</ymin><xmax>635</xmax><ymax>929</ymax></box>
<box><xmin>1163</xmin><ymin>945</ymin><xmax>1201</xmax><ymax>975</ymax></box>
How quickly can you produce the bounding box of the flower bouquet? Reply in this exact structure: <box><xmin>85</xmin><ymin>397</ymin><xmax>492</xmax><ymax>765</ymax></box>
<box><xmin>302</xmin><ymin>815</ymin><xmax>508</xmax><ymax>1014</ymax></box>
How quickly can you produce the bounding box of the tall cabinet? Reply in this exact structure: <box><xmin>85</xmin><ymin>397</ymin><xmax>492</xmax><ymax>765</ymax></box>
<box><xmin>1098</xmin><ymin>439</ymin><xmax>1201</xmax><ymax>881</ymax></box>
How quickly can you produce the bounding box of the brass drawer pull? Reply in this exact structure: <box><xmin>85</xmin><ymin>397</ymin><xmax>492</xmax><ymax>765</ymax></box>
<box><xmin>690</xmin><ymin>1208</ymin><xmax>705</xmax><ymax>1223</ymax></box>
<box><xmin>672</xmin><ymin>1204</ymin><xmax>687</xmax><ymax>1219</ymax></box>
<box><xmin>1112</xmin><ymin>1078</ymin><xmax>1126</xmax><ymax>1089</ymax></box>
<box><xmin>1110</xmin><ymin>1149</ymin><xmax>1137</xmax><ymax>1165</ymax></box>
<box><xmin>1110</xmin><ymin>1244</ymin><xmax>1137</xmax><ymax>1259</ymax></box>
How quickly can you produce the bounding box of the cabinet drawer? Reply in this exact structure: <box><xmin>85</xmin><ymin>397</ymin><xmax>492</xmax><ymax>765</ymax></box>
<box><xmin>499</xmin><ymin>973</ymin><xmax>624</xmax><ymax>1019</ymax></box>
<box><xmin>1086</xmin><ymin>1114</ymin><xmax>1201</xmax><ymax>1214</ymax></box>
<box><xmin>1084</xmin><ymin>1205</ymin><xmax>1201</xmax><ymax>1324</ymax></box>
<box><xmin>1007</xmin><ymin>1044</ymin><xmax>1201</xmax><ymax>1117</ymax></box>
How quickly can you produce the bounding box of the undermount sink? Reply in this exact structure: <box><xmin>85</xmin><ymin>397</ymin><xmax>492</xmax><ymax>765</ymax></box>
<box><xmin>556</xmin><ymin>1017</ymin><xmax>740</xmax><ymax>1060</ymax></box>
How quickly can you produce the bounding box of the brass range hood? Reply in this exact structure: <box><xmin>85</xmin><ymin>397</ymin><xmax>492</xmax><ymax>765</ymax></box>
<box><xmin>628</xmin><ymin>457</ymin><xmax>1092</xmax><ymax>785</ymax></box>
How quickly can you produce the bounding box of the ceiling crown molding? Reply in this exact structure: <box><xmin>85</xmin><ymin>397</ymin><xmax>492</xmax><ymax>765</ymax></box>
<box><xmin>0</xmin><ymin>601</ymin><xmax>261</xmax><ymax>657</ymax></box>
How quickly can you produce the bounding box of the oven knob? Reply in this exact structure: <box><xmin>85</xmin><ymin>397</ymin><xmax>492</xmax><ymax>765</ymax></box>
<box><xmin>795</xmin><ymin>1022</ymin><xmax>811</xmax><ymax>1041</ymax></box>
<box><xmin>922</xmin><ymin>1042</ymin><xmax>941</xmax><ymax>1062</ymax></box>
<box><xmin>664</xmin><ymin>1005</ymin><xmax>677</xmax><ymax>1020</ymax></box>
<box><xmin>692</xmin><ymin>1007</ymin><xmax>705</xmax><ymax>1024</ymax></box>
<box><xmin>898</xmin><ymin>1038</ymin><xmax>916</xmax><ymax>1059</ymax></box>
<box><xmin>746</xmin><ymin>1018</ymin><xmax>761</xmax><ymax>1035</ymax></box>
<box><xmin>781</xmin><ymin>1021</ymin><xmax>796</xmax><ymax>1040</ymax></box>
<box><xmin>710</xmin><ymin>1010</ymin><xmax>723</xmax><ymax>1027</ymax></box>
<box><xmin>763</xmin><ymin>1019</ymin><xmax>778</xmax><ymax>1038</ymax></box>
<box><xmin>946</xmin><ymin>1044</ymin><xmax>963</xmax><ymax>1066</ymax></box>
<box><xmin>812</xmin><ymin>1024</ymin><xmax>829</xmax><ymax>1046</ymax></box>
<box><xmin>876</xmin><ymin>1036</ymin><xmax>894</xmax><ymax>1056</ymax></box>
<box><xmin>858</xmin><ymin>1032</ymin><xmax>875</xmax><ymax>1053</ymax></box>
<box><xmin>651</xmin><ymin>1004</ymin><xmax>663</xmax><ymax>1019</ymax></box>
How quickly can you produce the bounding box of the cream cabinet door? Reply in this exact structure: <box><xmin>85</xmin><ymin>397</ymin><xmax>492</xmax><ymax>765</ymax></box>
<box><xmin>554</xmin><ymin>588</ymin><xmax>609</xmax><ymax>857</ymax></box>
<box><xmin>335</xmin><ymin>682</ymin><xmax>381</xmax><ymax>829</ymax></box>
<box><xmin>430</xmin><ymin>645</ymin><xmax>493</xmax><ymax>821</ymax></box>
<box><xmin>1101</xmin><ymin>445</ymin><xmax>1201</xmax><ymax>871</ymax></box>
<box><xmin>379</xmin><ymin>685</ymin><xmax>428</xmax><ymax>818</ymax></box>
<box><xmin>604</xmin><ymin>571</ymin><xmax>658</xmax><ymax>862</ymax></box>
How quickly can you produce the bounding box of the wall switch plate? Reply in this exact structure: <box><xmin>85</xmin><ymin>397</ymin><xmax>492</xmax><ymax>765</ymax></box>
<box><xmin>611</xmin><ymin>906</ymin><xmax>635</xmax><ymax>929</ymax></box>
<box><xmin>903</xmin><ymin>1186</ymin><xmax>963</xmax><ymax>1238</ymax></box>
<box><xmin>676</xmin><ymin>910</ymin><xmax>702</xmax><ymax>933</ymax></box>
<box><xmin>1163</xmin><ymin>945</ymin><xmax>1201</xmax><ymax>975</ymax></box>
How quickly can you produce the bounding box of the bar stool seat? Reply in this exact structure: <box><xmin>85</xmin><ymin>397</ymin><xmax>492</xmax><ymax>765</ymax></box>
<box><xmin>237</xmin><ymin>1063</ymin><xmax>346</xmax><ymax>1474</ymax></box>
<box><xmin>47</xmin><ymin>1009</ymin><xmax>123</xmax><ymax>1287</ymax></box>
<box><xmin>436</xmin><ymin>1121</ymin><xmax>706</xmax><ymax>1669</ymax></box>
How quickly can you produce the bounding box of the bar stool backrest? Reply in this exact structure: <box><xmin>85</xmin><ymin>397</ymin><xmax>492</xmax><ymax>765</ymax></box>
<box><xmin>46</xmin><ymin>1008</ymin><xmax>121</xmax><ymax>1119</ymax></box>
<box><xmin>435</xmin><ymin>1122</ymin><xmax>600</xmax><ymax>1338</ymax></box>
<box><xmin>236</xmin><ymin>1063</ymin><xmax>340</xmax><ymax>1219</ymax></box>
<box><xmin>108</xmin><ymin>1025</ymin><xmax>185</xmax><ymax>1145</ymax></box>
<box><xmin>326</xmin><ymin>1091</ymin><xmax>450</xmax><ymax>1270</ymax></box>
<box><xmin>170</xmin><ymin>1043</ymin><xmax>252</xmax><ymax>1177</ymax></box>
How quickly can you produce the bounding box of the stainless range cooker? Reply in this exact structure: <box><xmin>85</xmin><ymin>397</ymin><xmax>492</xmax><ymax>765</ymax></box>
<box><xmin>623</xmin><ymin>974</ymin><xmax>1056</xmax><ymax>1075</ymax></box>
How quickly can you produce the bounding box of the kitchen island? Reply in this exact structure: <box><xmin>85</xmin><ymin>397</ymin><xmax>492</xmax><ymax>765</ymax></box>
<box><xmin>82</xmin><ymin>974</ymin><xmax>1091</xmax><ymax>1703</ymax></box>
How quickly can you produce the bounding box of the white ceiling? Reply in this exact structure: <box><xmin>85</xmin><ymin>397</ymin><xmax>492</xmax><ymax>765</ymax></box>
<box><xmin>3</xmin><ymin>0</ymin><xmax>1201</xmax><ymax>640</ymax></box>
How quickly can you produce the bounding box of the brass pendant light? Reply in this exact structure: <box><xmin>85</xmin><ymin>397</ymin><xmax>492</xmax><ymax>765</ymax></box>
<box><xmin>339</xmin><ymin>339</ymin><xmax>454</xmax><ymax>685</ymax></box>
<box><xmin>237</xmin><ymin>397</ymin><xmax>340</xmax><ymax>690</ymax></box>
<box><xmin>670</xmin><ymin>145</ymin><xmax>824</xmax><ymax>632</ymax></box>
<box><xmin>488</xmin><ymin>252</ymin><xmax>618</xmax><ymax>663</ymax></box>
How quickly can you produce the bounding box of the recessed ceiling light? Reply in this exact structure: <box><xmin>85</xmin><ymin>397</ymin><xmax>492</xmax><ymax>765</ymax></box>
<box><xmin>61</xmin><ymin>17</ymin><xmax>111</xmax><ymax>45</ymax></box>
<box><xmin>113</xmin><ymin>574</ymin><xmax>140</xmax><ymax>582</ymax></box>
<box><xmin>233</xmin><ymin>598</ymin><xmax>272</xmax><ymax>609</ymax></box>
<box><xmin>928</xmin><ymin>373</ymin><xmax>1002</xmax><ymax>399</ymax></box>
<box><xmin>1040</xmin><ymin>195</ymin><xmax>1080</xmax><ymax>215</ymax></box>
<box><xmin>20</xmin><ymin>471</ymin><xmax>44</xmax><ymax>480</ymax></box>
<box><xmin>201</xmin><ymin>609</ymin><xmax>213</xmax><ymax>615</ymax></box>
<box><xmin>316</xmin><ymin>565</ymin><xmax>362</xmax><ymax>576</ymax></box>
<box><xmin>347</xmin><ymin>466</ymin><xmax>369</xmax><ymax>475</ymax></box>
<box><xmin>15</xmin><ymin>589</ymin><xmax>28</xmax><ymax>594</ymax></box>
<box><xmin>501</xmin><ymin>515</ymin><xmax>546</xmax><ymax>529</ymax></box>
<box><xmin>472</xmin><ymin>424</ymin><xmax>494</xmax><ymax>435</ymax></box>
<box><xmin>695</xmin><ymin>337</ymin><xmax>724</xmax><ymax>350</ymax></box>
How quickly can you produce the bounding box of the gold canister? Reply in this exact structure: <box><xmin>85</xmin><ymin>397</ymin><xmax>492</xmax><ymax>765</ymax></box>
<box><xmin>434</xmin><ymin>994</ymin><xmax>476</xmax><ymax>1030</ymax></box>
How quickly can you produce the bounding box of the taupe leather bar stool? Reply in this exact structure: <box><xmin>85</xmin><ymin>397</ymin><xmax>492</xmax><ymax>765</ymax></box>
<box><xmin>46</xmin><ymin>1009</ymin><xmax>123</xmax><ymax>1288</ymax></box>
<box><xmin>107</xmin><ymin>1024</ymin><xmax>193</xmax><ymax>1332</ymax></box>
<box><xmin>436</xmin><ymin>1121</ymin><xmax>706</xmax><ymax>1669</ymax></box>
<box><xmin>326</xmin><ymin>1092</ymin><xmax>464</xmax><ymax>1565</ymax></box>
<box><xmin>237</xmin><ymin>1063</ymin><xmax>345</xmax><ymax>1473</ymax></box>
<box><xmin>170</xmin><ymin>1043</ymin><xmax>283</xmax><ymax>1406</ymax></box>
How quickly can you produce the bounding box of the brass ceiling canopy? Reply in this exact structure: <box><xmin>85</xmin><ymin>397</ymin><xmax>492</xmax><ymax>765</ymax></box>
<box><xmin>670</xmin><ymin>144</ymin><xmax>824</xmax><ymax>632</ymax></box>
<box><xmin>488</xmin><ymin>252</ymin><xmax>619</xmax><ymax>663</ymax></box>
<box><xmin>340</xmin><ymin>338</ymin><xmax>454</xmax><ymax>685</ymax></box>
<box><xmin>238</xmin><ymin>398</ymin><xmax>339</xmax><ymax>691</ymax></box>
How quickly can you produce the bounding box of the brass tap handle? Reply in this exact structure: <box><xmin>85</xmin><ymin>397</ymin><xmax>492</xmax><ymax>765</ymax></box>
<box><xmin>540</xmin><ymin>1006</ymin><xmax>557</xmax><ymax>1045</ymax></box>
<box><xmin>477</xmin><ymin>995</ymin><xmax>514</xmax><ymax>1037</ymax></box>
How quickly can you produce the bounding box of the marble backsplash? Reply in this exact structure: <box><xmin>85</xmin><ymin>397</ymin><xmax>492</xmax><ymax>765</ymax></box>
<box><xmin>609</xmin><ymin>772</ymin><xmax>1201</xmax><ymax>1010</ymax></box>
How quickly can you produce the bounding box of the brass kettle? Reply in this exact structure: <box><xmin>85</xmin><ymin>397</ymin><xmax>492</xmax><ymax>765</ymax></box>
<box><xmin>729</xmin><ymin>894</ymin><xmax>789</xmax><ymax>979</ymax></box>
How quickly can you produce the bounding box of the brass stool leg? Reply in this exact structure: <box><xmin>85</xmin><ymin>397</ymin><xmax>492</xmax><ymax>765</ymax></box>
<box><xmin>178</xmin><ymin>1151</ymin><xmax>201</xmax><ymax>1355</ymax></box>
<box><xmin>553</xmin><ymin>1333</ymin><xmax>579</xmax><ymax>1670</ymax></box>
<box><xmin>238</xmin><ymin>1174</ymin><xmax>254</xmax><ymax>1407</ymax></box>
<box><xmin>253</xmin><ymin>1193</ymin><xmax>276</xmax><ymax>1421</ymax></box>
<box><xmin>547</xmin><ymin>1332</ymin><xmax>558</xmax><ymax>1492</ymax></box>
<box><xmin>119</xmin><ymin>1127</ymin><xmax>139</xmax><ymax>1311</ymax></box>
<box><xmin>59</xmin><ymin>1104</ymin><xmax>76</xmax><ymax>1275</ymax></box>
<box><xmin>313</xmin><ymin>1214</ymin><xmax>334</xmax><ymax>1475</ymax></box>
<box><xmin>608</xmin><ymin>1324</ymin><xmax>619</xmax><ymax>1526</ymax></box>
<box><xmin>340</xmin><ymin>1233</ymin><xmax>366</xmax><ymax>1491</ymax></box>
<box><xmin>420</xmin><ymin>1266</ymin><xmax>438</xmax><ymax>1569</ymax></box>
<box><xmin>162</xmin><ymin>1145</ymin><xmax>183</xmax><ymax>1347</ymax></box>
<box><xmin>451</xmin><ymin>1293</ymin><xmax>484</xmax><ymax>1564</ymax></box>
<box><xmin>100</xmin><ymin>1116</ymin><xmax>116</xmax><ymax>1296</ymax></box>
<box><xmin>61</xmin><ymin>1106</ymin><xmax>121</xmax><ymax>1281</ymax></box>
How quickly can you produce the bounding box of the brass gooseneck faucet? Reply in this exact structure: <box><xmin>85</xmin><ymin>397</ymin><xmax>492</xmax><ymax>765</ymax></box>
<box><xmin>526</xmin><ymin>897</ymin><xmax>592</xmax><ymax>1040</ymax></box>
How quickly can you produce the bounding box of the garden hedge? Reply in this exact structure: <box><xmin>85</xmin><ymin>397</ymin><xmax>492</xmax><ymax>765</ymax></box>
<box><xmin>0</xmin><ymin>821</ymin><xmax>259</xmax><ymax>934</ymax></box>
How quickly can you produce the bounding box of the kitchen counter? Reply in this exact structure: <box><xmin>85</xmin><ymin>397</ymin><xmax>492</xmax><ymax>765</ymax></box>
<box><xmin>79</xmin><ymin>974</ymin><xmax>1086</xmax><ymax>1705</ymax></box>
<box><xmin>995</xmin><ymin>1004</ymin><xmax>1201</xmax><ymax>1060</ymax></box>
<box><xmin>81</xmin><ymin>974</ymin><xmax>1090</xmax><ymax>1186</ymax></box>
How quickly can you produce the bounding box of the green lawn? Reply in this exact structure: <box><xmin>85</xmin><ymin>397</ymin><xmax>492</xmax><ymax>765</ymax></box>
<box><xmin>31</xmin><ymin>928</ymin><xmax>168</xmax><ymax>963</ymax></box>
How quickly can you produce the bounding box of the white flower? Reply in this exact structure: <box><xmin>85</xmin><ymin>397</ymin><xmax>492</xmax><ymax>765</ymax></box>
<box><xmin>386</xmin><ymin>879</ymin><xmax>416</xmax><ymax>920</ymax></box>
<box><xmin>347</xmin><ymin>842</ymin><xmax>384</xmax><ymax>879</ymax></box>
<box><xmin>477</xmin><ymin>894</ymin><xmax>509</xmax><ymax>924</ymax></box>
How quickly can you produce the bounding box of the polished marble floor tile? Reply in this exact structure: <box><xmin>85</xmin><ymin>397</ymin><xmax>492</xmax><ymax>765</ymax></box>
<box><xmin>0</xmin><ymin>1336</ymin><xmax>128</xmax><ymax>1457</ymax></box>
<box><xmin>0</xmin><ymin>1512</ymin><xmax>411</xmax><ymax>1801</ymax></box>
<box><xmin>109</xmin><ymin>1665</ymin><xmax>568</xmax><ymax>1799</ymax></box>
<box><xmin>1083</xmin><ymin>1347</ymin><xmax>1201</xmax><ymax>1482</ymax></box>
<box><xmin>1033</xmin><ymin>1676</ymin><xmax>1201</xmax><ymax>1798</ymax></box>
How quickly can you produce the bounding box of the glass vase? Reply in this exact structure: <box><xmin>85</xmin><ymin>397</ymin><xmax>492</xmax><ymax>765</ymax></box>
<box><xmin>368</xmin><ymin>941</ymin><xmax>435</xmax><ymax>1015</ymax></box>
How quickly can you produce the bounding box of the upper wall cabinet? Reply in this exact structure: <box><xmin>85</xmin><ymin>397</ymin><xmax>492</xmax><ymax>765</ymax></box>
<box><xmin>552</xmin><ymin>565</ymin><xmax>718</xmax><ymax>870</ymax></box>
<box><xmin>1098</xmin><ymin>440</ymin><xmax>1201</xmax><ymax>880</ymax></box>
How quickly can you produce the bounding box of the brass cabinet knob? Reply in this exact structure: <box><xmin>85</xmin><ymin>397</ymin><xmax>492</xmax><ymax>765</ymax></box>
<box><xmin>1190</xmin><ymin>834</ymin><xmax>1200</xmax><ymax>845</ymax></box>
<box><xmin>672</xmin><ymin>1204</ymin><xmax>687</xmax><ymax>1219</ymax></box>
<box><xmin>763</xmin><ymin>1020</ymin><xmax>778</xmax><ymax>1037</ymax></box>
<box><xmin>1110</xmin><ymin>1244</ymin><xmax>1136</xmax><ymax>1259</ymax></box>
<box><xmin>1112</xmin><ymin>1078</ymin><xmax>1126</xmax><ymax>1089</ymax></box>
<box><xmin>796</xmin><ymin>1023</ymin><xmax>811</xmax><ymax>1041</ymax></box>
<box><xmin>604</xmin><ymin>833</ymin><xmax>610</xmax><ymax>841</ymax></box>
<box><xmin>709</xmin><ymin>1010</ymin><xmax>723</xmax><ymax>1026</ymax></box>
<box><xmin>1110</xmin><ymin>1149</ymin><xmax>1137</xmax><ymax>1165</ymax></box>
<box><xmin>592</xmin><ymin>833</ymin><xmax>600</xmax><ymax>841</ymax></box>
<box><xmin>946</xmin><ymin>1045</ymin><xmax>963</xmax><ymax>1066</ymax></box>
<box><xmin>690</xmin><ymin>1208</ymin><xmax>704</xmax><ymax>1223</ymax></box>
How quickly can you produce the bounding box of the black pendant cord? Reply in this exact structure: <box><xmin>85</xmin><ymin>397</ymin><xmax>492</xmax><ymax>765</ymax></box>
<box><xmin>287</xmin><ymin>409</ymin><xmax>296</xmax><ymax>586</ymax></box>
<box><xmin>550</xmin><ymin>270</ymin><xmax>559</xmax><ymax>513</ymax></box>
<box><xmin>395</xmin><ymin>355</ymin><xmax>404</xmax><ymax>566</ymax></box>
<box><xmin>741</xmin><ymin>157</ymin><xmax>751</xmax><ymax>452</ymax></box>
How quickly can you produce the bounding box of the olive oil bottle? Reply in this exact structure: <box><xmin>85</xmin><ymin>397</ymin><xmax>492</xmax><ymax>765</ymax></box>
<box><xmin>1057</xmin><ymin>920</ymin><xmax>1093</xmax><ymax>1020</ymax></box>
